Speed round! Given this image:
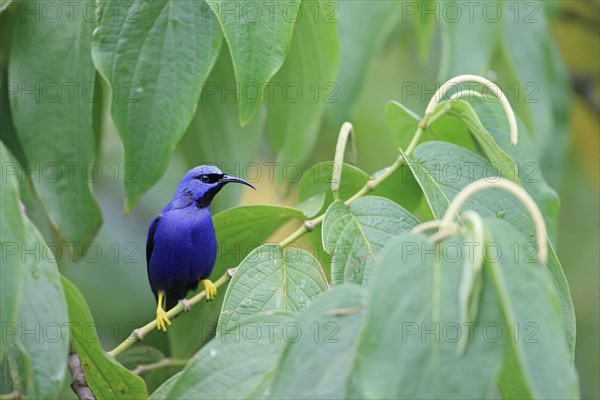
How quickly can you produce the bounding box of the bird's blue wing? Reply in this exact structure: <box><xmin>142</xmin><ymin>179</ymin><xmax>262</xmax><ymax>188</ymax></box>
<box><xmin>146</xmin><ymin>214</ymin><xmax>162</xmax><ymax>294</ymax></box>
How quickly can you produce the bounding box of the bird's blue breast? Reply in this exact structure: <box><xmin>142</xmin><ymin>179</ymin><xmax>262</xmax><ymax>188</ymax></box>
<box><xmin>147</xmin><ymin>206</ymin><xmax>217</xmax><ymax>295</ymax></box>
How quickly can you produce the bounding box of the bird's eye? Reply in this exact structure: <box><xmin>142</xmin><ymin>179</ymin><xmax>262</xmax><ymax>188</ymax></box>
<box><xmin>200</xmin><ymin>175</ymin><xmax>210</xmax><ymax>183</ymax></box>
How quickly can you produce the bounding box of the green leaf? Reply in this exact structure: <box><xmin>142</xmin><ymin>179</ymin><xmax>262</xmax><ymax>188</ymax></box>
<box><xmin>322</xmin><ymin>197</ymin><xmax>419</xmax><ymax>286</ymax></box>
<box><xmin>168</xmin><ymin>205</ymin><xmax>304</xmax><ymax>358</ymax></box>
<box><xmin>62</xmin><ymin>277</ymin><xmax>148</xmax><ymax>399</ymax></box>
<box><xmin>266</xmin><ymin>0</ymin><xmax>339</xmax><ymax>174</ymax></box>
<box><xmin>9</xmin><ymin>0</ymin><xmax>101</xmax><ymax>247</ymax></box>
<box><xmin>296</xmin><ymin>161</ymin><xmax>369</xmax><ymax>218</ymax></box>
<box><xmin>435</xmin><ymin>99</ymin><xmax>519</xmax><ymax>182</ymax></box>
<box><xmin>92</xmin><ymin>0</ymin><xmax>223</xmax><ymax>210</ymax></box>
<box><xmin>356</xmin><ymin>233</ymin><xmax>504</xmax><ymax>399</ymax></box>
<box><xmin>438</xmin><ymin>0</ymin><xmax>503</xmax><ymax>79</ymax></box>
<box><xmin>218</xmin><ymin>244</ymin><xmax>328</xmax><ymax>333</ymax></box>
<box><xmin>328</xmin><ymin>1</ymin><xmax>402</xmax><ymax>124</ymax></box>
<box><xmin>370</xmin><ymin>164</ymin><xmax>423</xmax><ymax>212</ymax></box>
<box><xmin>0</xmin><ymin>142</ymin><xmax>26</xmax><ymax>361</ymax></box>
<box><xmin>269</xmin><ymin>286</ymin><xmax>367</xmax><ymax>399</ymax></box>
<box><xmin>180</xmin><ymin>47</ymin><xmax>263</xmax><ymax>213</ymax></box>
<box><xmin>403</xmin><ymin>141</ymin><xmax>576</xmax><ymax>357</ymax></box>
<box><xmin>385</xmin><ymin>101</ymin><xmax>422</xmax><ymax>151</ymax></box>
<box><xmin>484</xmin><ymin>219</ymin><xmax>579</xmax><ymax>399</ymax></box>
<box><xmin>15</xmin><ymin>218</ymin><xmax>69</xmax><ymax>399</ymax></box>
<box><xmin>469</xmin><ymin>97</ymin><xmax>560</xmax><ymax>244</ymax></box>
<box><xmin>164</xmin><ymin>314</ymin><xmax>295</xmax><ymax>399</ymax></box>
<box><xmin>208</xmin><ymin>0</ymin><xmax>300</xmax><ymax>125</ymax></box>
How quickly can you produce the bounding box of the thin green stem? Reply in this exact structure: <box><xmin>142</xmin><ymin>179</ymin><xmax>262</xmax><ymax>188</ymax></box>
<box><xmin>404</xmin><ymin>125</ymin><xmax>426</xmax><ymax>157</ymax></box>
<box><xmin>132</xmin><ymin>358</ymin><xmax>188</xmax><ymax>375</ymax></box>
<box><xmin>404</xmin><ymin>102</ymin><xmax>451</xmax><ymax>156</ymax></box>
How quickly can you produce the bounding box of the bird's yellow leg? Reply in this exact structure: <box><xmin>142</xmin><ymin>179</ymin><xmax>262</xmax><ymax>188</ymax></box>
<box><xmin>156</xmin><ymin>291</ymin><xmax>171</xmax><ymax>332</ymax></box>
<box><xmin>200</xmin><ymin>279</ymin><xmax>217</xmax><ymax>301</ymax></box>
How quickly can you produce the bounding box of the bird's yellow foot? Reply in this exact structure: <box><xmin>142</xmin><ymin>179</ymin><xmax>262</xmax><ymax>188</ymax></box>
<box><xmin>156</xmin><ymin>306</ymin><xmax>171</xmax><ymax>332</ymax></box>
<box><xmin>200</xmin><ymin>279</ymin><xmax>217</xmax><ymax>301</ymax></box>
<box><xmin>155</xmin><ymin>291</ymin><xmax>171</xmax><ymax>332</ymax></box>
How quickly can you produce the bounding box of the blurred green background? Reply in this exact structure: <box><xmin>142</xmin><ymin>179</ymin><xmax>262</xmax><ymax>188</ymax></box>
<box><xmin>2</xmin><ymin>0</ymin><xmax>597</xmax><ymax>398</ymax></box>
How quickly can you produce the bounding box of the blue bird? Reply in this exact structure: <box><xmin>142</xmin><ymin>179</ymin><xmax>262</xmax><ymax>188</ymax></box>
<box><xmin>146</xmin><ymin>165</ymin><xmax>255</xmax><ymax>331</ymax></box>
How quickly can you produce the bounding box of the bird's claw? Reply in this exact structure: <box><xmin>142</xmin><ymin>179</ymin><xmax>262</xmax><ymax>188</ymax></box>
<box><xmin>156</xmin><ymin>307</ymin><xmax>171</xmax><ymax>332</ymax></box>
<box><xmin>201</xmin><ymin>279</ymin><xmax>217</xmax><ymax>301</ymax></box>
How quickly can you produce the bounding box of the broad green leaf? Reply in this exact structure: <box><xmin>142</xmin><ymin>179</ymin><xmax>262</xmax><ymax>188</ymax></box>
<box><xmin>296</xmin><ymin>161</ymin><xmax>369</xmax><ymax>218</ymax></box>
<box><xmin>356</xmin><ymin>233</ymin><xmax>504</xmax><ymax>399</ymax></box>
<box><xmin>269</xmin><ymin>286</ymin><xmax>367</xmax><ymax>399</ymax></box>
<box><xmin>168</xmin><ymin>205</ymin><xmax>304</xmax><ymax>358</ymax></box>
<box><xmin>385</xmin><ymin>100</ymin><xmax>474</xmax><ymax>152</ymax></box>
<box><xmin>322</xmin><ymin>197</ymin><xmax>419</xmax><ymax>286</ymax></box>
<box><xmin>403</xmin><ymin>141</ymin><xmax>576</xmax><ymax>356</ymax></box>
<box><xmin>0</xmin><ymin>142</ymin><xmax>26</xmax><ymax>361</ymax></box>
<box><xmin>15</xmin><ymin>218</ymin><xmax>69</xmax><ymax>399</ymax></box>
<box><xmin>164</xmin><ymin>314</ymin><xmax>294</xmax><ymax>399</ymax></box>
<box><xmin>266</xmin><ymin>0</ymin><xmax>339</xmax><ymax>172</ymax></box>
<box><xmin>9</xmin><ymin>0</ymin><xmax>101</xmax><ymax>247</ymax></box>
<box><xmin>92</xmin><ymin>0</ymin><xmax>223</xmax><ymax>210</ymax></box>
<box><xmin>484</xmin><ymin>219</ymin><xmax>579</xmax><ymax>399</ymax></box>
<box><xmin>438</xmin><ymin>0</ymin><xmax>503</xmax><ymax>79</ymax></box>
<box><xmin>62</xmin><ymin>277</ymin><xmax>148</xmax><ymax>399</ymax></box>
<box><xmin>435</xmin><ymin>99</ymin><xmax>519</xmax><ymax>182</ymax></box>
<box><xmin>329</xmin><ymin>1</ymin><xmax>402</xmax><ymax>124</ymax></box>
<box><xmin>180</xmin><ymin>47</ymin><xmax>263</xmax><ymax>213</ymax></box>
<box><xmin>208</xmin><ymin>0</ymin><xmax>300</xmax><ymax>125</ymax></box>
<box><xmin>217</xmin><ymin>244</ymin><xmax>328</xmax><ymax>333</ymax></box>
<box><xmin>469</xmin><ymin>97</ymin><xmax>560</xmax><ymax>244</ymax></box>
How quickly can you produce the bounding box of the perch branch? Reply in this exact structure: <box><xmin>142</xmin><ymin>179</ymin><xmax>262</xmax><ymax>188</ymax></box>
<box><xmin>69</xmin><ymin>351</ymin><xmax>95</xmax><ymax>400</ymax></box>
<box><xmin>107</xmin><ymin>268</ymin><xmax>236</xmax><ymax>358</ymax></box>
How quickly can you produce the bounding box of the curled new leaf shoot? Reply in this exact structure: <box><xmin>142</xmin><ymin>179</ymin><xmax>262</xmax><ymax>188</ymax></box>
<box><xmin>456</xmin><ymin>211</ymin><xmax>485</xmax><ymax>356</ymax></box>
<box><xmin>412</xmin><ymin>219</ymin><xmax>457</xmax><ymax>235</ymax></box>
<box><xmin>428</xmin><ymin>222</ymin><xmax>463</xmax><ymax>244</ymax></box>
<box><xmin>439</xmin><ymin>178</ymin><xmax>548</xmax><ymax>265</ymax></box>
<box><xmin>449</xmin><ymin>90</ymin><xmax>483</xmax><ymax>100</ymax></box>
<box><xmin>425</xmin><ymin>74</ymin><xmax>518</xmax><ymax>146</ymax></box>
<box><xmin>332</xmin><ymin>122</ymin><xmax>357</xmax><ymax>200</ymax></box>
<box><xmin>404</xmin><ymin>74</ymin><xmax>518</xmax><ymax>156</ymax></box>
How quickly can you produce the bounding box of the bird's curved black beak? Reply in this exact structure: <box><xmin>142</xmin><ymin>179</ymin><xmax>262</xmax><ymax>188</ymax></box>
<box><xmin>219</xmin><ymin>175</ymin><xmax>256</xmax><ymax>190</ymax></box>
